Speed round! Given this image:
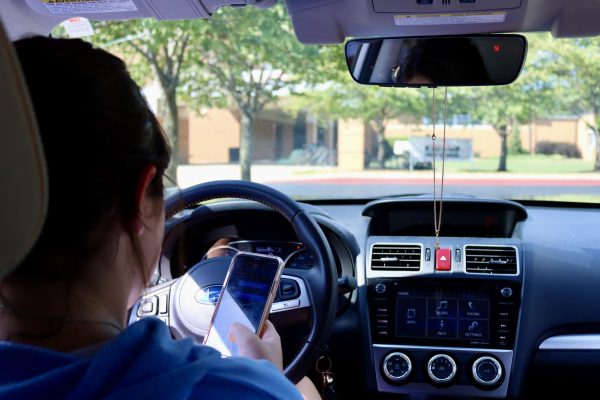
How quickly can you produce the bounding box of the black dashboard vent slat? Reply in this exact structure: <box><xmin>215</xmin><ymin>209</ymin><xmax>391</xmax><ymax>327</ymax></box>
<box><xmin>465</xmin><ymin>246</ymin><xmax>518</xmax><ymax>274</ymax></box>
<box><xmin>371</xmin><ymin>244</ymin><xmax>421</xmax><ymax>271</ymax></box>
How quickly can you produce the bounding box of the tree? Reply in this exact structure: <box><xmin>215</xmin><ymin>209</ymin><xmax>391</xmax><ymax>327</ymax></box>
<box><xmin>182</xmin><ymin>5</ymin><xmax>322</xmax><ymax>181</ymax></box>
<box><xmin>455</xmin><ymin>34</ymin><xmax>560</xmax><ymax>171</ymax></box>
<box><xmin>458</xmin><ymin>84</ymin><xmax>530</xmax><ymax>171</ymax></box>
<box><xmin>295</xmin><ymin>45</ymin><xmax>428</xmax><ymax>169</ymax></box>
<box><xmin>347</xmin><ymin>86</ymin><xmax>427</xmax><ymax>168</ymax></box>
<box><xmin>547</xmin><ymin>37</ymin><xmax>600</xmax><ymax>170</ymax></box>
<box><xmin>92</xmin><ymin>20</ymin><xmax>197</xmax><ymax>182</ymax></box>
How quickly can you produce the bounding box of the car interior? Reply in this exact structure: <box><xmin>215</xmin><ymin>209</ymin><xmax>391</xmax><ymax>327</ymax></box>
<box><xmin>1</xmin><ymin>0</ymin><xmax>600</xmax><ymax>399</ymax></box>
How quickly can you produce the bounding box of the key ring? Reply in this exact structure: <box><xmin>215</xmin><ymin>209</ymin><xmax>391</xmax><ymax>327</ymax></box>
<box><xmin>316</xmin><ymin>355</ymin><xmax>332</xmax><ymax>374</ymax></box>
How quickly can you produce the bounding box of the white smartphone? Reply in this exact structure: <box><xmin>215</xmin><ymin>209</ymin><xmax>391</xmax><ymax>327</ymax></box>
<box><xmin>203</xmin><ymin>251</ymin><xmax>284</xmax><ymax>357</ymax></box>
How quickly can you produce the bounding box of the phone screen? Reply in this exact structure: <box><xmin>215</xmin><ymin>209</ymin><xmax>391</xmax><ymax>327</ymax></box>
<box><xmin>204</xmin><ymin>253</ymin><xmax>283</xmax><ymax>356</ymax></box>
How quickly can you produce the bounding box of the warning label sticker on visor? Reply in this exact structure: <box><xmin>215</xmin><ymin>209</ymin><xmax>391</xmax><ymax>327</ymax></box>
<box><xmin>394</xmin><ymin>12</ymin><xmax>506</xmax><ymax>26</ymax></box>
<box><xmin>41</xmin><ymin>0</ymin><xmax>137</xmax><ymax>14</ymax></box>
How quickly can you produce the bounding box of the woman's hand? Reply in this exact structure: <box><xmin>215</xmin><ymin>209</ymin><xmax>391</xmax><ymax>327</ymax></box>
<box><xmin>229</xmin><ymin>320</ymin><xmax>283</xmax><ymax>371</ymax></box>
<box><xmin>229</xmin><ymin>322</ymin><xmax>322</xmax><ymax>400</ymax></box>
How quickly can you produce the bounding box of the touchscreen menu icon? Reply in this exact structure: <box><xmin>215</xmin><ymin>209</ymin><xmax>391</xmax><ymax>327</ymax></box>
<box><xmin>459</xmin><ymin>299</ymin><xmax>489</xmax><ymax>319</ymax></box>
<box><xmin>437</xmin><ymin>300</ymin><xmax>448</xmax><ymax>314</ymax></box>
<box><xmin>468</xmin><ymin>321</ymin><xmax>479</xmax><ymax>331</ymax></box>
<box><xmin>396</xmin><ymin>297</ymin><xmax>426</xmax><ymax>338</ymax></box>
<box><xmin>428</xmin><ymin>298</ymin><xmax>457</xmax><ymax>318</ymax></box>
<box><xmin>427</xmin><ymin>318</ymin><xmax>458</xmax><ymax>339</ymax></box>
<box><xmin>459</xmin><ymin>319</ymin><xmax>489</xmax><ymax>340</ymax></box>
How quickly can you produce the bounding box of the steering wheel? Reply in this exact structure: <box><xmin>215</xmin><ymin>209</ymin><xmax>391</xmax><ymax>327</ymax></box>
<box><xmin>130</xmin><ymin>180</ymin><xmax>338</xmax><ymax>383</ymax></box>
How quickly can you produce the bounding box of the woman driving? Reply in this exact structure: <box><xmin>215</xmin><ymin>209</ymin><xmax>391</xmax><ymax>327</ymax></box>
<box><xmin>0</xmin><ymin>36</ymin><xmax>317</xmax><ymax>399</ymax></box>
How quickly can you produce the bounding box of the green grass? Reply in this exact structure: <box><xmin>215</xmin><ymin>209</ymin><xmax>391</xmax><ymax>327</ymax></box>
<box><xmin>444</xmin><ymin>154</ymin><xmax>596</xmax><ymax>174</ymax></box>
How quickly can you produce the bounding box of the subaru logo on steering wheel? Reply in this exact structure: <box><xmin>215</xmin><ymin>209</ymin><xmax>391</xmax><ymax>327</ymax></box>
<box><xmin>195</xmin><ymin>285</ymin><xmax>222</xmax><ymax>305</ymax></box>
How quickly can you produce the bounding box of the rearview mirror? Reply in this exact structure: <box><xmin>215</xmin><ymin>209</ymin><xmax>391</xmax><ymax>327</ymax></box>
<box><xmin>345</xmin><ymin>35</ymin><xmax>527</xmax><ymax>87</ymax></box>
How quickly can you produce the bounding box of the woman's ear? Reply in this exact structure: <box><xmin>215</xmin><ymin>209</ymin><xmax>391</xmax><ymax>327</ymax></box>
<box><xmin>134</xmin><ymin>165</ymin><xmax>158</xmax><ymax>235</ymax></box>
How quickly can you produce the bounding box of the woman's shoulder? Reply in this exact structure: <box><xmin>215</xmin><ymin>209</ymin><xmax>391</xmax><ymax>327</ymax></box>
<box><xmin>97</xmin><ymin>318</ymin><xmax>302</xmax><ymax>400</ymax></box>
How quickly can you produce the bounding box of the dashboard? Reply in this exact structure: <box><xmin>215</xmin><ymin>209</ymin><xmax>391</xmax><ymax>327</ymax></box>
<box><xmin>155</xmin><ymin>195</ymin><xmax>600</xmax><ymax>399</ymax></box>
<box><xmin>202</xmin><ymin>241</ymin><xmax>316</xmax><ymax>269</ymax></box>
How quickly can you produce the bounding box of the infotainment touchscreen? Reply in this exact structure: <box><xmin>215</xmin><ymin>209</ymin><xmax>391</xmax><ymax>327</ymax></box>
<box><xmin>395</xmin><ymin>289</ymin><xmax>490</xmax><ymax>343</ymax></box>
<box><xmin>369</xmin><ymin>279</ymin><xmax>519</xmax><ymax>349</ymax></box>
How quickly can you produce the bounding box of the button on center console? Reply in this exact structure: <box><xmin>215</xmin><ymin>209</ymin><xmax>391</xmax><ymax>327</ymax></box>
<box><xmin>382</xmin><ymin>352</ymin><xmax>412</xmax><ymax>383</ymax></box>
<box><xmin>472</xmin><ymin>356</ymin><xmax>503</xmax><ymax>387</ymax></box>
<box><xmin>435</xmin><ymin>248</ymin><xmax>452</xmax><ymax>271</ymax></box>
<box><xmin>427</xmin><ymin>354</ymin><xmax>457</xmax><ymax>384</ymax></box>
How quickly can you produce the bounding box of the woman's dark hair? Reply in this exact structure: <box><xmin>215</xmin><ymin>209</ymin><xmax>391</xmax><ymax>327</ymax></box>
<box><xmin>400</xmin><ymin>38</ymin><xmax>490</xmax><ymax>85</ymax></box>
<box><xmin>12</xmin><ymin>36</ymin><xmax>170</xmax><ymax>279</ymax></box>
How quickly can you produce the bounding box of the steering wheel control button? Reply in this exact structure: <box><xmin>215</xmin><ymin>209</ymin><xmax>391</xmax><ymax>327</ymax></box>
<box><xmin>375</xmin><ymin>283</ymin><xmax>387</xmax><ymax>294</ymax></box>
<box><xmin>427</xmin><ymin>354</ymin><xmax>457</xmax><ymax>384</ymax></box>
<box><xmin>435</xmin><ymin>248</ymin><xmax>452</xmax><ymax>271</ymax></box>
<box><xmin>137</xmin><ymin>296</ymin><xmax>157</xmax><ymax>317</ymax></box>
<box><xmin>382</xmin><ymin>352</ymin><xmax>412</xmax><ymax>383</ymax></box>
<box><xmin>472</xmin><ymin>356</ymin><xmax>503</xmax><ymax>387</ymax></box>
<box><xmin>271</xmin><ymin>298</ymin><xmax>300</xmax><ymax>312</ymax></box>
<box><xmin>279</xmin><ymin>279</ymin><xmax>300</xmax><ymax>300</ymax></box>
<box><xmin>500</xmin><ymin>287</ymin><xmax>513</xmax><ymax>298</ymax></box>
<box><xmin>158</xmin><ymin>294</ymin><xmax>168</xmax><ymax>315</ymax></box>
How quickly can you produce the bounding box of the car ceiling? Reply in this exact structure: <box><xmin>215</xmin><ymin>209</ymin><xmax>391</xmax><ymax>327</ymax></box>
<box><xmin>0</xmin><ymin>0</ymin><xmax>599</xmax><ymax>43</ymax></box>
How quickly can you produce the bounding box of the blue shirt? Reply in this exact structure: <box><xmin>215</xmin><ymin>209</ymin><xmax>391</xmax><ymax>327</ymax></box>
<box><xmin>0</xmin><ymin>318</ymin><xmax>302</xmax><ymax>399</ymax></box>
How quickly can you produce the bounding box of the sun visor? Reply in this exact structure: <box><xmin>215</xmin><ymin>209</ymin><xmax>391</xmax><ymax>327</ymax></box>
<box><xmin>371</xmin><ymin>0</ymin><xmax>522</xmax><ymax>13</ymax></box>
<box><xmin>285</xmin><ymin>0</ymin><xmax>527</xmax><ymax>44</ymax></box>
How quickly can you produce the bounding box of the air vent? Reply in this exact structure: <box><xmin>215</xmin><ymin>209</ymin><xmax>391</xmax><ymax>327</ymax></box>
<box><xmin>371</xmin><ymin>244</ymin><xmax>421</xmax><ymax>271</ymax></box>
<box><xmin>465</xmin><ymin>246</ymin><xmax>517</xmax><ymax>274</ymax></box>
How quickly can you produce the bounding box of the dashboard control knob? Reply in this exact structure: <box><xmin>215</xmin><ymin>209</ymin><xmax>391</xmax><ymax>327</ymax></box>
<box><xmin>500</xmin><ymin>287</ymin><xmax>513</xmax><ymax>297</ymax></box>
<box><xmin>375</xmin><ymin>283</ymin><xmax>387</xmax><ymax>294</ymax></box>
<box><xmin>472</xmin><ymin>356</ymin><xmax>503</xmax><ymax>386</ymax></box>
<box><xmin>382</xmin><ymin>352</ymin><xmax>412</xmax><ymax>383</ymax></box>
<box><xmin>427</xmin><ymin>354</ymin><xmax>457</xmax><ymax>384</ymax></box>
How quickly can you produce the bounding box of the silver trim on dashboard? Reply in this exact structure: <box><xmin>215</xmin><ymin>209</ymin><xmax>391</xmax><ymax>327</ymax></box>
<box><xmin>366</xmin><ymin>237</ymin><xmax>522</xmax><ymax>278</ymax></box>
<box><xmin>270</xmin><ymin>274</ymin><xmax>311</xmax><ymax>313</ymax></box>
<box><xmin>539</xmin><ymin>334</ymin><xmax>600</xmax><ymax>350</ymax></box>
<box><xmin>209</xmin><ymin>240</ymin><xmax>310</xmax><ymax>266</ymax></box>
<box><xmin>366</xmin><ymin>242</ymin><xmax>425</xmax><ymax>278</ymax></box>
<box><xmin>463</xmin><ymin>244</ymin><xmax>521</xmax><ymax>276</ymax></box>
<box><xmin>372</xmin><ymin>344</ymin><xmax>513</xmax><ymax>399</ymax></box>
<box><xmin>373</xmin><ymin>343</ymin><xmax>513</xmax><ymax>354</ymax></box>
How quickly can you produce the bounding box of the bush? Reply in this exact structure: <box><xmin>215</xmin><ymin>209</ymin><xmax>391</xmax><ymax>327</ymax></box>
<box><xmin>535</xmin><ymin>141</ymin><xmax>582</xmax><ymax>158</ymax></box>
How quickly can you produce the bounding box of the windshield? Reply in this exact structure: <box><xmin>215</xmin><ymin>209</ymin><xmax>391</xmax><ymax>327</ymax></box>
<box><xmin>53</xmin><ymin>6</ymin><xmax>600</xmax><ymax>203</ymax></box>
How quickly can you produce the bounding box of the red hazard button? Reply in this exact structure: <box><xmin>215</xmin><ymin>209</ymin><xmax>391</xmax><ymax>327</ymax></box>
<box><xmin>436</xmin><ymin>248</ymin><xmax>452</xmax><ymax>271</ymax></box>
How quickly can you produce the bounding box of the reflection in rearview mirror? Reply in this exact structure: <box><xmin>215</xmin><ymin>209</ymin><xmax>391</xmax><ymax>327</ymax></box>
<box><xmin>345</xmin><ymin>35</ymin><xmax>527</xmax><ymax>87</ymax></box>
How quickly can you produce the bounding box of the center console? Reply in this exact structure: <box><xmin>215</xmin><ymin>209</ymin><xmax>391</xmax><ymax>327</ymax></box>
<box><xmin>362</xmin><ymin>198</ymin><xmax>526</xmax><ymax>398</ymax></box>
<box><xmin>368</xmin><ymin>278</ymin><xmax>520</xmax><ymax>398</ymax></box>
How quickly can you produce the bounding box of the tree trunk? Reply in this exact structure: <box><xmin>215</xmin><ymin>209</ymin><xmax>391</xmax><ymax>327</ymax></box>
<box><xmin>509</xmin><ymin>117</ymin><xmax>522</xmax><ymax>155</ymax></box>
<box><xmin>497</xmin><ymin>125</ymin><xmax>508</xmax><ymax>172</ymax></box>
<box><xmin>161</xmin><ymin>88</ymin><xmax>179</xmax><ymax>184</ymax></box>
<box><xmin>594</xmin><ymin>129</ymin><xmax>600</xmax><ymax>171</ymax></box>
<box><xmin>240</xmin><ymin>112</ymin><xmax>255</xmax><ymax>181</ymax></box>
<box><xmin>374</xmin><ymin>119</ymin><xmax>386</xmax><ymax>169</ymax></box>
